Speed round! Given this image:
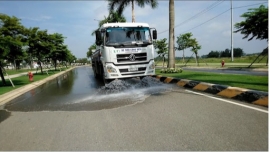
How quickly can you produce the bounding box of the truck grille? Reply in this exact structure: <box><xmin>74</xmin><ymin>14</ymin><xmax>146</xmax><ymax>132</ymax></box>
<box><xmin>117</xmin><ymin>53</ymin><xmax>147</xmax><ymax>63</ymax></box>
<box><xmin>119</xmin><ymin>67</ymin><xmax>146</xmax><ymax>73</ymax></box>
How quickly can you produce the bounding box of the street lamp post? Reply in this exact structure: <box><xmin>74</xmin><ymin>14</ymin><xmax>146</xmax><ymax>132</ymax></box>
<box><xmin>231</xmin><ymin>0</ymin><xmax>234</xmax><ymax>62</ymax></box>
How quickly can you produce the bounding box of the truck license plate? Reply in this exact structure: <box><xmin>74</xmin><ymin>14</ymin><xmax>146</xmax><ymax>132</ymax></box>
<box><xmin>128</xmin><ymin>67</ymin><xmax>138</xmax><ymax>72</ymax></box>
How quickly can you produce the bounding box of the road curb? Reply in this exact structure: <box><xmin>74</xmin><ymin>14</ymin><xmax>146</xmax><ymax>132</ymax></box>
<box><xmin>152</xmin><ymin>75</ymin><xmax>268</xmax><ymax>107</ymax></box>
<box><xmin>0</xmin><ymin>67</ymin><xmax>75</xmax><ymax>106</ymax></box>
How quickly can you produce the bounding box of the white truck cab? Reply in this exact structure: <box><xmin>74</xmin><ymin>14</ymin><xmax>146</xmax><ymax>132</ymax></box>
<box><xmin>91</xmin><ymin>22</ymin><xmax>157</xmax><ymax>84</ymax></box>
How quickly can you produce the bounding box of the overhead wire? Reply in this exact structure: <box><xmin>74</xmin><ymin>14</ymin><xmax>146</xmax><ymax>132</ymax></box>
<box><xmin>158</xmin><ymin>1</ymin><xmax>268</xmax><ymax>35</ymax></box>
<box><xmin>174</xmin><ymin>0</ymin><xmax>224</xmax><ymax>28</ymax></box>
<box><xmin>178</xmin><ymin>2</ymin><xmax>268</xmax><ymax>34</ymax></box>
<box><xmin>158</xmin><ymin>0</ymin><xmax>225</xmax><ymax>34</ymax></box>
<box><xmin>233</xmin><ymin>2</ymin><xmax>268</xmax><ymax>9</ymax></box>
<box><xmin>179</xmin><ymin>8</ymin><xmax>230</xmax><ymax>34</ymax></box>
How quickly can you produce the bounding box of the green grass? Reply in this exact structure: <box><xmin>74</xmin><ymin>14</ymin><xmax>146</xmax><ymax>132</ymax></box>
<box><xmin>155</xmin><ymin>69</ymin><xmax>268</xmax><ymax>92</ymax></box>
<box><xmin>154</xmin><ymin>56</ymin><xmax>268</xmax><ymax>69</ymax></box>
<box><xmin>4</xmin><ymin>66</ymin><xmax>67</xmax><ymax>75</ymax></box>
<box><xmin>155</xmin><ymin>56</ymin><xmax>268</xmax><ymax>63</ymax></box>
<box><xmin>4</xmin><ymin>69</ymin><xmax>32</xmax><ymax>75</ymax></box>
<box><xmin>0</xmin><ymin>68</ymin><xmax>70</xmax><ymax>95</ymax></box>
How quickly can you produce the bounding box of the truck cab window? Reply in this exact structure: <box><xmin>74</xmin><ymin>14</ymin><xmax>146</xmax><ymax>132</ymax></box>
<box><xmin>105</xmin><ymin>27</ymin><xmax>152</xmax><ymax>46</ymax></box>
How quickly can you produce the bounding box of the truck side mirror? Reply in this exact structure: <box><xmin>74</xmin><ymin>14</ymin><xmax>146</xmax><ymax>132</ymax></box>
<box><xmin>152</xmin><ymin>30</ymin><xmax>157</xmax><ymax>40</ymax></box>
<box><xmin>95</xmin><ymin>31</ymin><xmax>102</xmax><ymax>45</ymax></box>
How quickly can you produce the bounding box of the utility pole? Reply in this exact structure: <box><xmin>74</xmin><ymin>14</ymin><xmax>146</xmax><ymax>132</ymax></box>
<box><xmin>231</xmin><ymin>0</ymin><xmax>234</xmax><ymax>61</ymax></box>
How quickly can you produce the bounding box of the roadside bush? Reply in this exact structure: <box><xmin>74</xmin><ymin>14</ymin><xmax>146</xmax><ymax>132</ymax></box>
<box><xmin>160</xmin><ymin>68</ymin><xmax>183</xmax><ymax>73</ymax></box>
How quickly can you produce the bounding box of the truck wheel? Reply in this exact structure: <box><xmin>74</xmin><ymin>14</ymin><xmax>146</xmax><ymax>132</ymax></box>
<box><xmin>93</xmin><ymin>69</ymin><xmax>98</xmax><ymax>78</ymax></box>
<box><xmin>102</xmin><ymin>69</ymin><xmax>108</xmax><ymax>84</ymax></box>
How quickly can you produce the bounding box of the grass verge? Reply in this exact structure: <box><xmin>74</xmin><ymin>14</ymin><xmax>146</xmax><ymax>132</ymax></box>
<box><xmin>0</xmin><ymin>68</ymin><xmax>70</xmax><ymax>95</ymax></box>
<box><xmin>155</xmin><ymin>69</ymin><xmax>268</xmax><ymax>92</ymax></box>
<box><xmin>3</xmin><ymin>66</ymin><xmax>67</xmax><ymax>75</ymax></box>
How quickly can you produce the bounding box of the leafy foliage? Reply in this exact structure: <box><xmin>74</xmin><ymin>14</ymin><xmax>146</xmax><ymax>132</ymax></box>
<box><xmin>0</xmin><ymin>13</ymin><xmax>76</xmax><ymax>84</ymax></box>
<box><xmin>207</xmin><ymin>51</ymin><xmax>220</xmax><ymax>58</ymax></box>
<box><xmin>220</xmin><ymin>48</ymin><xmax>244</xmax><ymax>57</ymax></box>
<box><xmin>189</xmin><ymin>38</ymin><xmax>201</xmax><ymax>66</ymax></box>
<box><xmin>160</xmin><ymin>68</ymin><xmax>183</xmax><ymax>73</ymax></box>
<box><xmin>107</xmin><ymin>0</ymin><xmax>158</xmax><ymax>22</ymax></box>
<box><xmin>176</xmin><ymin>32</ymin><xmax>193</xmax><ymax>63</ymax></box>
<box><xmin>234</xmin><ymin>5</ymin><xmax>268</xmax><ymax>41</ymax></box>
<box><xmin>92</xmin><ymin>11</ymin><xmax>126</xmax><ymax>36</ymax></box>
<box><xmin>87</xmin><ymin>44</ymin><xmax>96</xmax><ymax>58</ymax></box>
<box><xmin>176</xmin><ymin>32</ymin><xmax>201</xmax><ymax>66</ymax></box>
<box><xmin>153</xmin><ymin>38</ymin><xmax>168</xmax><ymax>68</ymax></box>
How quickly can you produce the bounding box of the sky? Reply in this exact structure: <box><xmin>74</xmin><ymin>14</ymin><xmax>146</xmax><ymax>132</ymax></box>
<box><xmin>0</xmin><ymin>0</ymin><xmax>268</xmax><ymax>59</ymax></box>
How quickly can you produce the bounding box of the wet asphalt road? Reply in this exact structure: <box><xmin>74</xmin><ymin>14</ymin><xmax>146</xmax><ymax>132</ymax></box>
<box><xmin>3</xmin><ymin>66</ymin><xmax>172</xmax><ymax>111</ymax></box>
<box><xmin>0</xmin><ymin>66</ymin><xmax>268</xmax><ymax>150</ymax></box>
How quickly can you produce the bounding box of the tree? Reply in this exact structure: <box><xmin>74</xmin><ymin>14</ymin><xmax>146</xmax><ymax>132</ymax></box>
<box><xmin>0</xmin><ymin>14</ymin><xmax>26</xmax><ymax>70</ymax></box>
<box><xmin>234</xmin><ymin>5</ymin><xmax>268</xmax><ymax>41</ymax></box>
<box><xmin>26</xmin><ymin>27</ymin><xmax>53</xmax><ymax>73</ymax></box>
<box><xmin>47</xmin><ymin>33</ymin><xmax>67</xmax><ymax>70</ymax></box>
<box><xmin>92</xmin><ymin>11</ymin><xmax>126</xmax><ymax>36</ymax></box>
<box><xmin>176</xmin><ymin>32</ymin><xmax>193</xmax><ymax>63</ymax></box>
<box><xmin>87</xmin><ymin>44</ymin><xmax>96</xmax><ymax>58</ymax></box>
<box><xmin>108</xmin><ymin>0</ymin><xmax>158</xmax><ymax>23</ymax></box>
<box><xmin>220</xmin><ymin>49</ymin><xmax>231</xmax><ymax>57</ymax></box>
<box><xmin>168</xmin><ymin>0</ymin><xmax>175</xmax><ymax>68</ymax></box>
<box><xmin>207</xmin><ymin>51</ymin><xmax>220</xmax><ymax>58</ymax></box>
<box><xmin>153</xmin><ymin>38</ymin><xmax>168</xmax><ymax>68</ymax></box>
<box><xmin>189</xmin><ymin>38</ymin><xmax>201</xmax><ymax>66</ymax></box>
<box><xmin>0</xmin><ymin>13</ymin><xmax>26</xmax><ymax>84</ymax></box>
<box><xmin>220</xmin><ymin>48</ymin><xmax>244</xmax><ymax>57</ymax></box>
<box><xmin>233</xmin><ymin>48</ymin><xmax>244</xmax><ymax>57</ymax></box>
<box><xmin>0</xmin><ymin>36</ymin><xmax>12</xmax><ymax>85</ymax></box>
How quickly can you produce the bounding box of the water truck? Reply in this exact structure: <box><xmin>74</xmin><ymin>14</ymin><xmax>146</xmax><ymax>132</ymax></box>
<box><xmin>91</xmin><ymin>22</ymin><xmax>157</xmax><ymax>84</ymax></box>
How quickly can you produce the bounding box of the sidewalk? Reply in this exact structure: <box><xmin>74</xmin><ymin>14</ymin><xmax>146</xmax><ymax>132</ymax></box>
<box><xmin>1</xmin><ymin>68</ymin><xmax>57</xmax><ymax>80</ymax></box>
<box><xmin>1</xmin><ymin>71</ymin><xmax>36</xmax><ymax>80</ymax></box>
<box><xmin>0</xmin><ymin>67</ymin><xmax>75</xmax><ymax>106</ymax></box>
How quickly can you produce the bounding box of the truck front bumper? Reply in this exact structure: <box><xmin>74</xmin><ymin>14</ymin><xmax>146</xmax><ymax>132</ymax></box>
<box><xmin>103</xmin><ymin>60</ymin><xmax>155</xmax><ymax>79</ymax></box>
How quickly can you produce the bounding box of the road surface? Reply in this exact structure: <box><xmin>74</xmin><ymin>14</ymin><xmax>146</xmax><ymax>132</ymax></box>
<box><xmin>0</xmin><ymin>66</ymin><xmax>268</xmax><ymax>151</ymax></box>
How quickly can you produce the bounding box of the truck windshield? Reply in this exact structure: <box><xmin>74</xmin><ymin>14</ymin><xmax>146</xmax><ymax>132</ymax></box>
<box><xmin>105</xmin><ymin>27</ymin><xmax>152</xmax><ymax>46</ymax></box>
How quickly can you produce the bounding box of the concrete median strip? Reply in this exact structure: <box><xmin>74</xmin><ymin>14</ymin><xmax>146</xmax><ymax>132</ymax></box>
<box><xmin>0</xmin><ymin>67</ymin><xmax>75</xmax><ymax>106</ymax></box>
<box><xmin>152</xmin><ymin>75</ymin><xmax>268</xmax><ymax>107</ymax></box>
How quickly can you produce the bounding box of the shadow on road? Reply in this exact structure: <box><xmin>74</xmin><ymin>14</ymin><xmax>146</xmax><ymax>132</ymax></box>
<box><xmin>0</xmin><ymin>110</ymin><xmax>11</xmax><ymax>123</ymax></box>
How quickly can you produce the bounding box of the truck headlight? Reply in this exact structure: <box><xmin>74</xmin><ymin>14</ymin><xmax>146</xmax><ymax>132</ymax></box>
<box><xmin>149</xmin><ymin>62</ymin><xmax>155</xmax><ymax>69</ymax></box>
<box><xmin>106</xmin><ymin>65</ymin><xmax>117</xmax><ymax>73</ymax></box>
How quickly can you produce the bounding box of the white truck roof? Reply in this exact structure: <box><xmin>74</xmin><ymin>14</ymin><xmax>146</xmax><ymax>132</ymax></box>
<box><xmin>101</xmin><ymin>22</ymin><xmax>150</xmax><ymax>28</ymax></box>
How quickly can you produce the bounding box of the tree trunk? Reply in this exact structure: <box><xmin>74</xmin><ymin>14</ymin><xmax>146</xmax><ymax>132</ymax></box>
<box><xmin>54</xmin><ymin>59</ymin><xmax>57</xmax><ymax>71</ymax></box>
<box><xmin>162</xmin><ymin>55</ymin><xmax>165</xmax><ymax>68</ymax></box>
<box><xmin>182</xmin><ymin>49</ymin><xmax>185</xmax><ymax>63</ymax></box>
<box><xmin>132</xmin><ymin>0</ymin><xmax>135</xmax><ymax>22</ymax></box>
<box><xmin>195</xmin><ymin>53</ymin><xmax>199</xmax><ymax>66</ymax></box>
<box><xmin>38</xmin><ymin>60</ymin><xmax>43</xmax><ymax>74</ymax></box>
<box><xmin>0</xmin><ymin>63</ymin><xmax>6</xmax><ymax>85</ymax></box>
<box><xmin>168</xmin><ymin>0</ymin><xmax>175</xmax><ymax>68</ymax></box>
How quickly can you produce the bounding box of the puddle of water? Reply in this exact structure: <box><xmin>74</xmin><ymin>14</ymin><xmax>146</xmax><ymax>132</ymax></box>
<box><xmin>67</xmin><ymin>76</ymin><xmax>173</xmax><ymax>110</ymax></box>
<box><xmin>4</xmin><ymin>74</ymin><xmax>173</xmax><ymax>111</ymax></box>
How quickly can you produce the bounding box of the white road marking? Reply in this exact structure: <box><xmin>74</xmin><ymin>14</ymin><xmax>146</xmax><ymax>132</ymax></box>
<box><xmin>185</xmin><ymin>90</ymin><xmax>268</xmax><ymax>114</ymax></box>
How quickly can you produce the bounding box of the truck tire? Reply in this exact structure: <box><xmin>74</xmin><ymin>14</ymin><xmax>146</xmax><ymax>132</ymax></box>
<box><xmin>93</xmin><ymin>68</ymin><xmax>99</xmax><ymax>78</ymax></box>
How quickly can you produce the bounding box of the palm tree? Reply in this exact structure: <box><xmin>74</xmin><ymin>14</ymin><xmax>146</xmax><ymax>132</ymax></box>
<box><xmin>107</xmin><ymin>0</ymin><xmax>158</xmax><ymax>23</ymax></box>
<box><xmin>168</xmin><ymin>0</ymin><xmax>175</xmax><ymax>68</ymax></box>
<box><xmin>91</xmin><ymin>11</ymin><xmax>126</xmax><ymax>36</ymax></box>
